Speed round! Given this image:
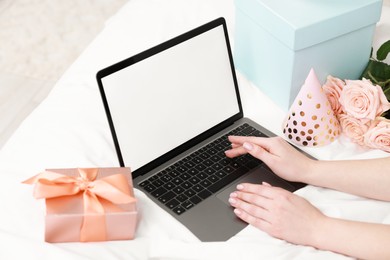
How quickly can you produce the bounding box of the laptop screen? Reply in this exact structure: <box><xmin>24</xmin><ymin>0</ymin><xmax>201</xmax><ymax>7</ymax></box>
<box><xmin>100</xmin><ymin>22</ymin><xmax>240</xmax><ymax>172</ymax></box>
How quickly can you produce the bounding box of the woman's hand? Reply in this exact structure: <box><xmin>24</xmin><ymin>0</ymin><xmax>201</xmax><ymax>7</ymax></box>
<box><xmin>225</xmin><ymin>136</ymin><xmax>315</xmax><ymax>183</ymax></box>
<box><xmin>229</xmin><ymin>182</ymin><xmax>326</xmax><ymax>246</ymax></box>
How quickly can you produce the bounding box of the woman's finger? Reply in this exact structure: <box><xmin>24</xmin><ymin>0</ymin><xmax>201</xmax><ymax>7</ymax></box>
<box><xmin>236</xmin><ymin>183</ymin><xmax>284</xmax><ymax>199</ymax></box>
<box><xmin>229</xmin><ymin>195</ymin><xmax>271</xmax><ymax>223</ymax></box>
<box><xmin>224</xmin><ymin>145</ymin><xmax>247</xmax><ymax>158</ymax></box>
<box><xmin>233</xmin><ymin>208</ymin><xmax>272</xmax><ymax>232</ymax></box>
<box><xmin>228</xmin><ymin>135</ymin><xmax>274</xmax><ymax>151</ymax></box>
<box><xmin>230</xmin><ymin>189</ymin><xmax>272</xmax><ymax>209</ymax></box>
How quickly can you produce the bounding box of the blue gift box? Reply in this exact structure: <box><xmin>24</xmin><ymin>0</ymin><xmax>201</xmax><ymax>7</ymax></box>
<box><xmin>234</xmin><ymin>0</ymin><xmax>383</xmax><ymax>111</ymax></box>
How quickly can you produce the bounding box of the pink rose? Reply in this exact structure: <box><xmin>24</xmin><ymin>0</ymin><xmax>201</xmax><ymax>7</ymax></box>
<box><xmin>339</xmin><ymin>79</ymin><xmax>390</xmax><ymax>122</ymax></box>
<box><xmin>322</xmin><ymin>75</ymin><xmax>344</xmax><ymax>115</ymax></box>
<box><xmin>339</xmin><ymin>114</ymin><xmax>370</xmax><ymax>145</ymax></box>
<box><xmin>364</xmin><ymin>117</ymin><xmax>390</xmax><ymax>152</ymax></box>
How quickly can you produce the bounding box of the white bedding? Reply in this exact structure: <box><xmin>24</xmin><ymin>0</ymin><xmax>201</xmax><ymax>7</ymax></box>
<box><xmin>1</xmin><ymin>0</ymin><xmax>389</xmax><ymax>259</ymax></box>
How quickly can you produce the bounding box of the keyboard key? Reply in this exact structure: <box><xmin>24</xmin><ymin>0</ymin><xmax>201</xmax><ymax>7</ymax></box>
<box><xmin>195</xmin><ymin>164</ymin><xmax>207</xmax><ymax>171</ymax></box>
<box><xmin>203</xmin><ymin>159</ymin><xmax>214</xmax><ymax>167</ymax></box>
<box><xmin>160</xmin><ymin>175</ymin><xmax>172</xmax><ymax>182</ymax></box>
<box><xmin>200</xmin><ymin>179</ymin><xmax>212</xmax><ymax>188</ymax></box>
<box><xmin>184</xmin><ymin>161</ymin><xmax>195</xmax><ymax>169</ymax></box>
<box><xmin>168</xmin><ymin>170</ymin><xmax>180</xmax><ymax>178</ymax></box>
<box><xmin>208</xmin><ymin>167</ymin><xmax>248</xmax><ymax>193</ymax></box>
<box><xmin>253</xmin><ymin>130</ymin><xmax>267</xmax><ymax>137</ymax></box>
<box><xmin>242</xmin><ymin>126</ymin><xmax>256</xmax><ymax>135</ymax></box>
<box><xmin>181</xmin><ymin>181</ymin><xmax>193</xmax><ymax>189</ymax></box>
<box><xmin>184</xmin><ymin>188</ymin><xmax>196</xmax><ymax>197</ymax></box>
<box><xmin>230</xmin><ymin>161</ymin><xmax>241</xmax><ymax>169</ymax></box>
<box><xmin>182</xmin><ymin>200</ymin><xmax>194</xmax><ymax>210</ymax></box>
<box><xmin>196</xmin><ymin>172</ymin><xmax>207</xmax><ymax>180</ymax></box>
<box><xmin>156</xmin><ymin>171</ymin><xmax>165</xmax><ymax>178</ymax></box>
<box><xmin>236</xmin><ymin>156</ymin><xmax>249</xmax><ymax>164</ymax></box>
<box><xmin>172</xmin><ymin>177</ymin><xmax>184</xmax><ymax>185</ymax></box>
<box><xmin>211</xmin><ymin>163</ymin><xmax>223</xmax><ymax>171</ymax></box>
<box><xmin>215</xmin><ymin>171</ymin><xmax>228</xmax><ymax>178</ymax></box>
<box><xmin>237</xmin><ymin>124</ymin><xmax>247</xmax><ymax>131</ymax></box>
<box><xmin>187</xmin><ymin>168</ymin><xmax>199</xmax><ymax>176</ymax></box>
<box><xmin>189</xmin><ymin>176</ymin><xmax>201</xmax><ymax>185</ymax></box>
<box><xmin>246</xmin><ymin>160</ymin><xmax>261</xmax><ymax>169</ymax></box>
<box><xmin>177</xmin><ymin>165</ymin><xmax>188</xmax><ymax>173</ymax></box>
<box><xmin>199</xmin><ymin>153</ymin><xmax>209</xmax><ymax>160</ymax></box>
<box><xmin>198</xmin><ymin>189</ymin><xmax>212</xmax><ymax>199</ymax></box>
<box><xmin>166</xmin><ymin>198</ymin><xmax>180</xmax><ymax>209</ymax></box>
<box><xmin>214</xmin><ymin>144</ymin><xmax>224</xmax><ymax>152</ymax></box>
<box><xmin>158</xmin><ymin>191</ymin><xmax>175</xmax><ymax>203</ymax></box>
<box><xmin>192</xmin><ymin>184</ymin><xmax>203</xmax><ymax>192</ymax></box>
<box><xmin>163</xmin><ymin>182</ymin><xmax>174</xmax><ymax>190</ymax></box>
<box><xmin>223</xmin><ymin>166</ymin><xmax>234</xmax><ymax>173</ymax></box>
<box><xmin>173</xmin><ymin>186</ymin><xmax>185</xmax><ymax>194</ymax></box>
<box><xmin>180</xmin><ymin>173</ymin><xmax>191</xmax><ymax>180</ymax></box>
<box><xmin>192</xmin><ymin>157</ymin><xmax>203</xmax><ymax>164</ymax></box>
<box><xmin>205</xmin><ymin>168</ymin><xmax>216</xmax><ymax>175</ymax></box>
<box><xmin>139</xmin><ymin>180</ymin><xmax>149</xmax><ymax>187</ymax></box>
<box><xmin>176</xmin><ymin>194</ymin><xmax>188</xmax><ymax>202</ymax></box>
<box><xmin>173</xmin><ymin>205</ymin><xmax>186</xmax><ymax>215</ymax></box>
<box><xmin>220</xmin><ymin>140</ymin><xmax>231</xmax><ymax>148</ymax></box>
<box><xmin>152</xmin><ymin>179</ymin><xmax>164</xmax><ymax>187</ymax></box>
<box><xmin>207</xmin><ymin>148</ymin><xmax>218</xmax><ymax>155</ymax></box>
<box><xmin>220</xmin><ymin>158</ymin><xmax>231</xmax><ymax>166</ymax></box>
<box><xmin>149</xmin><ymin>175</ymin><xmax>159</xmax><ymax>182</ymax></box>
<box><xmin>210</xmin><ymin>155</ymin><xmax>221</xmax><ymax>162</ymax></box>
<box><xmin>151</xmin><ymin>187</ymin><xmax>167</xmax><ymax>198</ymax></box>
<box><xmin>189</xmin><ymin>195</ymin><xmax>202</xmax><ymax>205</ymax></box>
<box><xmin>207</xmin><ymin>174</ymin><xmax>220</xmax><ymax>183</ymax></box>
<box><xmin>144</xmin><ymin>184</ymin><xmax>157</xmax><ymax>192</ymax></box>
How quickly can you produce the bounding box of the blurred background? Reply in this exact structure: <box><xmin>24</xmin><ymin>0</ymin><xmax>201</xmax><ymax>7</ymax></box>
<box><xmin>0</xmin><ymin>0</ymin><xmax>126</xmax><ymax>148</ymax></box>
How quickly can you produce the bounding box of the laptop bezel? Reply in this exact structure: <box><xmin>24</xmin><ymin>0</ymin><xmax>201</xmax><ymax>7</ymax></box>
<box><xmin>96</xmin><ymin>17</ymin><xmax>243</xmax><ymax>179</ymax></box>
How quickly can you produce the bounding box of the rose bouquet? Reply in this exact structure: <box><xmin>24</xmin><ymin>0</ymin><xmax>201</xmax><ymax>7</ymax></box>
<box><xmin>322</xmin><ymin>40</ymin><xmax>390</xmax><ymax>153</ymax></box>
<box><xmin>323</xmin><ymin>77</ymin><xmax>390</xmax><ymax>152</ymax></box>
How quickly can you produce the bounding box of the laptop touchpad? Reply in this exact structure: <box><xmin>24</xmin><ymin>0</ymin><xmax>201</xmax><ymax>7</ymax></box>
<box><xmin>216</xmin><ymin>165</ymin><xmax>296</xmax><ymax>206</ymax></box>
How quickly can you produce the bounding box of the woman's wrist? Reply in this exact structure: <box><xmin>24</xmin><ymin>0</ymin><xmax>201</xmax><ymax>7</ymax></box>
<box><xmin>296</xmin><ymin>158</ymin><xmax>320</xmax><ymax>184</ymax></box>
<box><xmin>307</xmin><ymin>214</ymin><xmax>334</xmax><ymax>249</ymax></box>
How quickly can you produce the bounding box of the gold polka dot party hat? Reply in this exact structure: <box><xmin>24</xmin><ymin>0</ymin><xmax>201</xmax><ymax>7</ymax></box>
<box><xmin>282</xmin><ymin>68</ymin><xmax>340</xmax><ymax>147</ymax></box>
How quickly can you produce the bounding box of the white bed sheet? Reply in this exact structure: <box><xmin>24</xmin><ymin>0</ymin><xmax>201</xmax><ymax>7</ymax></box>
<box><xmin>1</xmin><ymin>0</ymin><xmax>389</xmax><ymax>259</ymax></box>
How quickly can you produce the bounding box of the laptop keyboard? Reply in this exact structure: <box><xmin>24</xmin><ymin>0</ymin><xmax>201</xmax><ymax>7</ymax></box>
<box><xmin>138</xmin><ymin>123</ymin><xmax>267</xmax><ymax>215</ymax></box>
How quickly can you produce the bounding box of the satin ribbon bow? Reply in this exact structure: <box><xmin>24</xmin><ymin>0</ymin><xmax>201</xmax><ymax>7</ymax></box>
<box><xmin>23</xmin><ymin>168</ymin><xmax>136</xmax><ymax>242</ymax></box>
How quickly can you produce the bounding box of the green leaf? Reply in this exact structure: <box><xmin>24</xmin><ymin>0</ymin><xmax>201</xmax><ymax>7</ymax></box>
<box><xmin>376</xmin><ymin>40</ymin><xmax>390</xmax><ymax>61</ymax></box>
<box><xmin>360</xmin><ymin>59</ymin><xmax>390</xmax><ymax>83</ymax></box>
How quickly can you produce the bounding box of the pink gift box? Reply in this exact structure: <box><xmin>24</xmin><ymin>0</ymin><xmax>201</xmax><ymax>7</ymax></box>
<box><xmin>25</xmin><ymin>167</ymin><xmax>138</xmax><ymax>243</ymax></box>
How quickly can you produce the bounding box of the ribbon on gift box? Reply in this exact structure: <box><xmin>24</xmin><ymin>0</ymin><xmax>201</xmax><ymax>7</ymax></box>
<box><xmin>23</xmin><ymin>168</ymin><xmax>136</xmax><ymax>242</ymax></box>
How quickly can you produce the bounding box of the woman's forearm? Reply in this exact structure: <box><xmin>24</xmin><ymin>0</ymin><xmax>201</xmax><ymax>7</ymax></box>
<box><xmin>302</xmin><ymin>157</ymin><xmax>390</xmax><ymax>201</ymax></box>
<box><xmin>313</xmin><ymin>216</ymin><xmax>390</xmax><ymax>260</ymax></box>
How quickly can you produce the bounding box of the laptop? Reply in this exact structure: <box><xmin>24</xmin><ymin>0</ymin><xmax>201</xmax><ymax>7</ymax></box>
<box><xmin>96</xmin><ymin>17</ymin><xmax>305</xmax><ymax>241</ymax></box>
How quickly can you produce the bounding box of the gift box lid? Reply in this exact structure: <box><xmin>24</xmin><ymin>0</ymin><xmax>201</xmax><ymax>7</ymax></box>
<box><xmin>235</xmin><ymin>0</ymin><xmax>383</xmax><ymax>50</ymax></box>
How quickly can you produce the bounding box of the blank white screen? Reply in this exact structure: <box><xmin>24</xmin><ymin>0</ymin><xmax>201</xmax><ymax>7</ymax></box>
<box><xmin>102</xmin><ymin>25</ymin><xmax>240</xmax><ymax>170</ymax></box>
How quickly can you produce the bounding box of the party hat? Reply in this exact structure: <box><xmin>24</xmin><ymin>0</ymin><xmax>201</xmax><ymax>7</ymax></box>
<box><xmin>282</xmin><ymin>69</ymin><xmax>340</xmax><ymax>147</ymax></box>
